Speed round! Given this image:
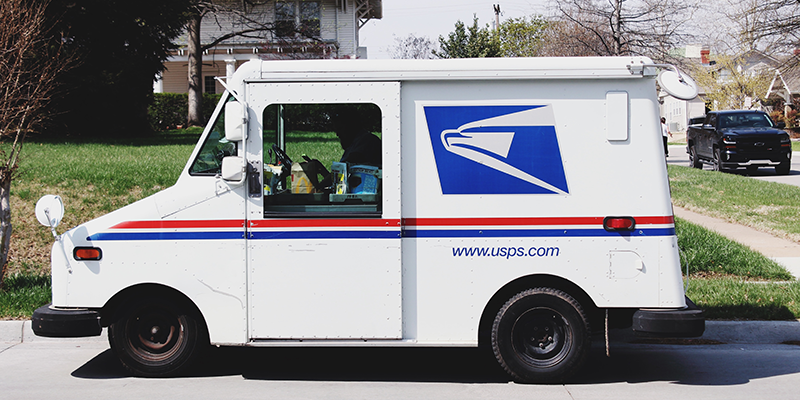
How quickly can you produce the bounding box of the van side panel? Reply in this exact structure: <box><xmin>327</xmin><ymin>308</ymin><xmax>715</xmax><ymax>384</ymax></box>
<box><xmin>400</xmin><ymin>78</ymin><xmax>679</xmax><ymax>343</ymax></box>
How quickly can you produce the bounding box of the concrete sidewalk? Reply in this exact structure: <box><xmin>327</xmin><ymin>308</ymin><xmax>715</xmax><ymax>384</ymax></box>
<box><xmin>673</xmin><ymin>206</ymin><xmax>800</xmax><ymax>278</ymax></box>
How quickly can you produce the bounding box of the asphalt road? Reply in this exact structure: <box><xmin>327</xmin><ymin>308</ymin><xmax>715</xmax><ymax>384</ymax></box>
<box><xmin>667</xmin><ymin>144</ymin><xmax>800</xmax><ymax>187</ymax></box>
<box><xmin>3</xmin><ymin>334</ymin><xmax>800</xmax><ymax>400</ymax></box>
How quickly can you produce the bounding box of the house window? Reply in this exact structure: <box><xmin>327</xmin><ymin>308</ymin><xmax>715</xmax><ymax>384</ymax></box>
<box><xmin>204</xmin><ymin>76</ymin><xmax>216</xmax><ymax>94</ymax></box>
<box><xmin>275</xmin><ymin>1</ymin><xmax>320</xmax><ymax>38</ymax></box>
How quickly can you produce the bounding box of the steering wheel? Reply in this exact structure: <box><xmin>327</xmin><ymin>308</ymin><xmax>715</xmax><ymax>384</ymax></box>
<box><xmin>271</xmin><ymin>144</ymin><xmax>293</xmax><ymax>166</ymax></box>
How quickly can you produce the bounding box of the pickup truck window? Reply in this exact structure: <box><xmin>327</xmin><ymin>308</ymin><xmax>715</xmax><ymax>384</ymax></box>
<box><xmin>262</xmin><ymin>103</ymin><xmax>383</xmax><ymax>216</ymax></box>
<box><xmin>718</xmin><ymin>113</ymin><xmax>773</xmax><ymax>129</ymax></box>
<box><xmin>706</xmin><ymin>113</ymin><xmax>716</xmax><ymax>127</ymax></box>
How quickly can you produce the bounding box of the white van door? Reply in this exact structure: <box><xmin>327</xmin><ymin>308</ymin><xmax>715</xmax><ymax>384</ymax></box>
<box><xmin>245</xmin><ymin>82</ymin><xmax>403</xmax><ymax>340</ymax></box>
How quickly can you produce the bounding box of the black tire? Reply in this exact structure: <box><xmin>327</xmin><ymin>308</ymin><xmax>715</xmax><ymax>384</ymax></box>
<box><xmin>712</xmin><ymin>147</ymin><xmax>724</xmax><ymax>172</ymax></box>
<box><xmin>491</xmin><ymin>288</ymin><xmax>590</xmax><ymax>383</ymax></box>
<box><xmin>689</xmin><ymin>145</ymin><xmax>702</xmax><ymax>169</ymax></box>
<box><xmin>108</xmin><ymin>296</ymin><xmax>206</xmax><ymax>377</ymax></box>
<box><xmin>776</xmin><ymin>161</ymin><xmax>791</xmax><ymax>175</ymax></box>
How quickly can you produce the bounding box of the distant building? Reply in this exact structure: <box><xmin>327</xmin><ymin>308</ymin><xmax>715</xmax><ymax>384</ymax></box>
<box><xmin>155</xmin><ymin>0</ymin><xmax>382</xmax><ymax>94</ymax></box>
<box><xmin>660</xmin><ymin>46</ymin><xmax>800</xmax><ymax>133</ymax></box>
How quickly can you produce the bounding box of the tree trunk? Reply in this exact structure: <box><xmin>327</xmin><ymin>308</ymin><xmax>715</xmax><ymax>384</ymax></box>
<box><xmin>0</xmin><ymin>174</ymin><xmax>12</xmax><ymax>289</ymax></box>
<box><xmin>187</xmin><ymin>10</ymin><xmax>203</xmax><ymax>127</ymax></box>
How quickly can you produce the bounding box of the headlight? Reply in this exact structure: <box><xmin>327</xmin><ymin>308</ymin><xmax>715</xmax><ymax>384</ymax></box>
<box><xmin>722</xmin><ymin>136</ymin><xmax>736</xmax><ymax>144</ymax></box>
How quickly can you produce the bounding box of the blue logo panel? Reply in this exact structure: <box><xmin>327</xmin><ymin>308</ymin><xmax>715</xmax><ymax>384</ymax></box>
<box><xmin>424</xmin><ymin>105</ymin><xmax>569</xmax><ymax>195</ymax></box>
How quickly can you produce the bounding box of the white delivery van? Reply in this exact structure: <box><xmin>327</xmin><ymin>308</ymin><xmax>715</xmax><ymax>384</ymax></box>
<box><xmin>32</xmin><ymin>57</ymin><xmax>703</xmax><ymax>383</ymax></box>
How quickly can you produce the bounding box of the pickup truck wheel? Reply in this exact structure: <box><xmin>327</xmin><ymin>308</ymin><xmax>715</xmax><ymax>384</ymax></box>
<box><xmin>689</xmin><ymin>145</ymin><xmax>702</xmax><ymax>169</ymax></box>
<box><xmin>491</xmin><ymin>288</ymin><xmax>590</xmax><ymax>383</ymax></box>
<box><xmin>109</xmin><ymin>296</ymin><xmax>205</xmax><ymax>377</ymax></box>
<box><xmin>776</xmin><ymin>161</ymin><xmax>791</xmax><ymax>175</ymax></box>
<box><xmin>712</xmin><ymin>148</ymin><xmax>725</xmax><ymax>172</ymax></box>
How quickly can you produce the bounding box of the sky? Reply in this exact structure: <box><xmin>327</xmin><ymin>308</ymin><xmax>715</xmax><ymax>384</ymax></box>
<box><xmin>359</xmin><ymin>0</ymin><xmax>547</xmax><ymax>59</ymax></box>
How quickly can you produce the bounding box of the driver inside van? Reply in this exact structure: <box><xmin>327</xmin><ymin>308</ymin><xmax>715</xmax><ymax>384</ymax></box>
<box><xmin>332</xmin><ymin>106</ymin><xmax>382</xmax><ymax>166</ymax></box>
<box><xmin>304</xmin><ymin>106</ymin><xmax>382</xmax><ymax>190</ymax></box>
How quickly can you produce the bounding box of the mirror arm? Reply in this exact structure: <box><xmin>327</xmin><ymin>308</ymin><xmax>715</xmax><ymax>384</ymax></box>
<box><xmin>44</xmin><ymin>204</ymin><xmax>72</xmax><ymax>274</ymax></box>
<box><xmin>216</xmin><ymin>77</ymin><xmax>247</xmax><ymax>105</ymax></box>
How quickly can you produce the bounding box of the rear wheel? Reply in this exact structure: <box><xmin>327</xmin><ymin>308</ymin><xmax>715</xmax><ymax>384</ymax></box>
<box><xmin>491</xmin><ymin>288</ymin><xmax>590</xmax><ymax>383</ymax></box>
<box><xmin>108</xmin><ymin>296</ymin><xmax>205</xmax><ymax>377</ymax></box>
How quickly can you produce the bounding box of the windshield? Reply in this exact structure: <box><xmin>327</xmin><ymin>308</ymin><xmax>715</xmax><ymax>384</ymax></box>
<box><xmin>718</xmin><ymin>113</ymin><xmax>774</xmax><ymax>129</ymax></box>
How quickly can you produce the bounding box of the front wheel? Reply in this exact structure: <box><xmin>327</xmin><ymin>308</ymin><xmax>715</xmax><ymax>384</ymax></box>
<box><xmin>689</xmin><ymin>145</ymin><xmax>702</xmax><ymax>169</ymax></box>
<box><xmin>776</xmin><ymin>161</ymin><xmax>791</xmax><ymax>175</ymax></box>
<box><xmin>491</xmin><ymin>288</ymin><xmax>590</xmax><ymax>383</ymax></box>
<box><xmin>108</xmin><ymin>296</ymin><xmax>206</xmax><ymax>377</ymax></box>
<box><xmin>712</xmin><ymin>147</ymin><xmax>725</xmax><ymax>172</ymax></box>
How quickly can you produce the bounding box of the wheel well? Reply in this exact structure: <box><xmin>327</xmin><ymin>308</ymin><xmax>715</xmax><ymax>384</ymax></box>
<box><xmin>99</xmin><ymin>283</ymin><xmax>208</xmax><ymax>334</ymax></box>
<box><xmin>477</xmin><ymin>274</ymin><xmax>601</xmax><ymax>348</ymax></box>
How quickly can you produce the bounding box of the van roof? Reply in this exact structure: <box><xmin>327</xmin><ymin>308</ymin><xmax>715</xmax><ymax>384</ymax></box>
<box><xmin>231</xmin><ymin>56</ymin><xmax>658</xmax><ymax>83</ymax></box>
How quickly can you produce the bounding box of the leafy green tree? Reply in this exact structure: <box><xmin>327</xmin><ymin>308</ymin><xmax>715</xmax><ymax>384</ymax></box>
<box><xmin>46</xmin><ymin>0</ymin><xmax>193</xmax><ymax>136</ymax></box>
<box><xmin>434</xmin><ymin>16</ymin><xmax>501</xmax><ymax>59</ymax></box>
<box><xmin>498</xmin><ymin>15</ymin><xmax>549</xmax><ymax>57</ymax></box>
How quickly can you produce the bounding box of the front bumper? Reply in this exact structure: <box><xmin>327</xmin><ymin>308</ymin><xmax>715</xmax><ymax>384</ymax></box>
<box><xmin>722</xmin><ymin>148</ymin><xmax>791</xmax><ymax>168</ymax></box>
<box><xmin>31</xmin><ymin>304</ymin><xmax>101</xmax><ymax>338</ymax></box>
<box><xmin>632</xmin><ymin>297</ymin><xmax>705</xmax><ymax>337</ymax></box>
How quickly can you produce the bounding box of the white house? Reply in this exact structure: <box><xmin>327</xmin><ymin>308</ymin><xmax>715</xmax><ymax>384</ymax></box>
<box><xmin>155</xmin><ymin>0</ymin><xmax>382</xmax><ymax>94</ymax></box>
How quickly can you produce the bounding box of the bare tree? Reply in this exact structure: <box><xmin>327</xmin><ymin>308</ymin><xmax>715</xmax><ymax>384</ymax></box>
<box><xmin>388</xmin><ymin>34</ymin><xmax>438</xmax><ymax>59</ymax></box>
<box><xmin>689</xmin><ymin>54</ymin><xmax>774</xmax><ymax>110</ymax></box>
<box><xmin>187</xmin><ymin>1</ymin><xmax>327</xmax><ymax>126</ymax></box>
<box><xmin>552</xmin><ymin>0</ymin><xmax>697</xmax><ymax>61</ymax></box>
<box><xmin>0</xmin><ymin>0</ymin><xmax>74</xmax><ymax>287</ymax></box>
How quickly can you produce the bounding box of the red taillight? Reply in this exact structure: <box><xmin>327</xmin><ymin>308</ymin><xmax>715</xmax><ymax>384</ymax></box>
<box><xmin>74</xmin><ymin>247</ymin><xmax>102</xmax><ymax>261</ymax></box>
<box><xmin>603</xmin><ymin>217</ymin><xmax>636</xmax><ymax>232</ymax></box>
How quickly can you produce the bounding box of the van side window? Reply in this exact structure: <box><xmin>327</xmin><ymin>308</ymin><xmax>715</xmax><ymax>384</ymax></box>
<box><xmin>189</xmin><ymin>97</ymin><xmax>238</xmax><ymax>175</ymax></box>
<box><xmin>262</xmin><ymin>103</ymin><xmax>382</xmax><ymax>216</ymax></box>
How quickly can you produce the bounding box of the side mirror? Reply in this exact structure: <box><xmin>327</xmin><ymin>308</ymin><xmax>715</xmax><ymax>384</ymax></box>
<box><xmin>221</xmin><ymin>156</ymin><xmax>245</xmax><ymax>182</ymax></box>
<box><xmin>657</xmin><ymin>69</ymin><xmax>698</xmax><ymax>101</ymax></box>
<box><xmin>224</xmin><ymin>102</ymin><xmax>245</xmax><ymax>142</ymax></box>
<box><xmin>777</xmin><ymin>121</ymin><xmax>786</xmax><ymax>129</ymax></box>
<box><xmin>36</xmin><ymin>195</ymin><xmax>64</xmax><ymax>234</ymax></box>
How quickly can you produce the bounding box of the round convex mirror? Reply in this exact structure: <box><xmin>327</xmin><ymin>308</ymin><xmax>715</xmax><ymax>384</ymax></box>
<box><xmin>35</xmin><ymin>195</ymin><xmax>64</xmax><ymax>228</ymax></box>
<box><xmin>658</xmin><ymin>69</ymin><xmax>699</xmax><ymax>101</ymax></box>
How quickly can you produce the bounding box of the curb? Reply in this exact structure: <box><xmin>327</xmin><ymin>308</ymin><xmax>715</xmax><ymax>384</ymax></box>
<box><xmin>3</xmin><ymin>320</ymin><xmax>800</xmax><ymax>345</ymax></box>
<box><xmin>0</xmin><ymin>320</ymin><xmax>106</xmax><ymax>344</ymax></box>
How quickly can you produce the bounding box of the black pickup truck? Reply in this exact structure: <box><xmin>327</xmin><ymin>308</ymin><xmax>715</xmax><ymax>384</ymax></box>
<box><xmin>686</xmin><ymin>110</ymin><xmax>792</xmax><ymax>174</ymax></box>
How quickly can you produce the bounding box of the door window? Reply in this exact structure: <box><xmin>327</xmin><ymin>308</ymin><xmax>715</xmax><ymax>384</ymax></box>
<box><xmin>262</xmin><ymin>103</ymin><xmax>383</xmax><ymax>216</ymax></box>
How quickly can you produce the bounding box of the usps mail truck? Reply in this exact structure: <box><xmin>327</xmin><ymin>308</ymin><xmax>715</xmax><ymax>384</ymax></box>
<box><xmin>33</xmin><ymin>57</ymin><xmax>704</xmax><ymax>383</ymax></box>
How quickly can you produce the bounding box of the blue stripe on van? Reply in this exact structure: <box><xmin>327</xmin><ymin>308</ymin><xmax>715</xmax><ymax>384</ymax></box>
<box><xmin>88</xmin><ymin>227</ymin><xmax>674</xmax><ymax>241</ymax></box>
<box><xmin>87</xmin><ymin>231</ymin><xmax>245</xmax><ymax>241</ymax></box>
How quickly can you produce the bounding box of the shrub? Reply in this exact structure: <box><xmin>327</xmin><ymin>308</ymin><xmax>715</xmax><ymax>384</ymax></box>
<box><xmin>148</xmin><ymin>93</ymin><xmax>222</xmax><ymax>131</ymax></box>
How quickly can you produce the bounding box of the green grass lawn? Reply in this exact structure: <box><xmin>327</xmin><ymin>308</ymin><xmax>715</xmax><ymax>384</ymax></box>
<box><xmin>1</xmin><ymin>133</ymin><xmax>799</xmax><ymax>319</ymax></box>
<box><xmin>668</xmin><ymin>164</ymin><xmax>800</xmax><ymax>241</ymax></box>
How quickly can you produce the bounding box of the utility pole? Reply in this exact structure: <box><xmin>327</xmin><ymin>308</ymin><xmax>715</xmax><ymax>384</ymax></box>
<box><xmin>493</xmin><ymin>4</ymin><xmax>501</xmax><ymax>32</ymax></box>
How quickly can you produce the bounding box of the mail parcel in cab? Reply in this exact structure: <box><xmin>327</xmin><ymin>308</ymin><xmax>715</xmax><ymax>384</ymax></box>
<box><xmin>33</xmin><ymin>57</ymin><xmax>704</xmax><ymax>383</ymax></box>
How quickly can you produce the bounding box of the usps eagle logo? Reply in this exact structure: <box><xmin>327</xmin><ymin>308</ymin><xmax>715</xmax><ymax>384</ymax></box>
<box><xmin>424</xmin><ymin>105</ymin><xmax>569</xmax><ymax>195</ymax></box>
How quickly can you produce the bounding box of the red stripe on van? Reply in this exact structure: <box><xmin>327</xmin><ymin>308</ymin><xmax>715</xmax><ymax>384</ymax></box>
<box><xmin>403</xmin><ymin>216</ymin><xmax>673</xmax><ymax>226</ymax></box>
<box><xmin>110</xmin><ymin>220</ymin><xmax>245</xmax><ymax>229</ymax></box>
